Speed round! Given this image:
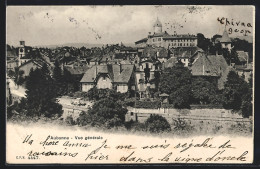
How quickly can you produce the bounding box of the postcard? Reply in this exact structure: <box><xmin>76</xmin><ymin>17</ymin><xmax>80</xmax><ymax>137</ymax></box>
<box><xmin>6</xmin><ymin>5</ymin><xmax>254</xmax><ymax>164</ymax></box>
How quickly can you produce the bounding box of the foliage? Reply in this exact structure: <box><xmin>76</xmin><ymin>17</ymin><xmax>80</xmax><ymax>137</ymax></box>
<box><xmin>65</xmin><ymin>115</ymin><xmax>76</xmax><ymax>125</ymax></box>
<box><xmin>86</xmin><ymin>87</ymin><xmax>126</xmax><ymax>101</ymax></box>
<box><xmin>124</xmin><ymin>120</ymin><xmax>147</xmax><ymax>132</ymax></box>
<box><xmin>223</xmin><ymin>71</ymin><xmax>251</xmax><ymax>114</ymax></box>
<box><xmin>24</xmin><ymin>67</ymin><xmax>63</xmax><ymax>118</ymax></box>
<box><xmin>9</xmin><ymin>67</ymin><xmax>25</xmax><ymax>88</ymax></box>
<box><xmin>191</xmin><ymin>77</ymin><xmax>218</xmax><ymax>104</ymax></box>
<box><xmin>172</xmin><ymin>118</ymin><xmax>194</xmax><ymax>135</ymax></box>
<box><xmin>52</xmin><ymin>60</ymin><xmax>67</xmax><ymax>95</ymax></box>
<box><xmin>145</xmin><ymin>114</ymin><xmax>171</xmax><ymax>133</ymax></box>
<box><xmin>197</xmin><ymin>33</ymin><xmax>212</xmax><ymax>52</ymax></box>
<box><xmin>232</xmin><ymin>38</ymin><xmax>253</xmax><ymax>62</ymax></box>
<box><xmin>135</xmin><ymin>100</ymin><xmax>161</xmax><ymax>109</ymax></box>
<box><xmin>77</xmin><ymin>98</ymin><xmax>127</xmax><ymax>128</ymax></box>
<box><xmin>159</xmin><ymin>62</ymin><xmax>192</xmax><ymax>108</ymax></box>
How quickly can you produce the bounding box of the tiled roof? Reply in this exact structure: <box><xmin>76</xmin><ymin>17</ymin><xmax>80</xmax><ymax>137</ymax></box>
<box><xmin>142</xmin><ymin>46</ymin><xmax>168</xmax><ymax>59</ymax></box>
<box><xmin>64</xmin><ymin>66</ymin><xmax>90</xmax><ymax>75</ymax></box>
<box><xmin>237</xmin><ymin>51</ymin><xmax>248</xmax><ymax>62</ymax></box>
<box><xmin>173</xmin><ymin>47</ymin><xmax>202</xmax><ymax>58</ymax></box>
<box><xmin>80</xmin><ymin>64</ymin><xmax>134</xmax><ymax>84</ymax></box>
<box><xmin>220</xmin><ymin>30</ymin><xmax>231</xmax><ymax>43</ymax></box>
<box><xmin>18</xmin><ymin>59</ymin><xmax>44</xmax><ymax>69</ymax></box>
<box><xmin>190</xmin><ymin>53</ymin><xmax>232</xmax><ymax>89</ymax></box>
<box><xmin>163</xmin><ymin>57</ymin><xmax>177</xmax><ymax>68</ymax></box>
<box><xmin>135</xmin><ymin>38</ymin><xmax>148</xmax><ymax>44</ymax></box>
<box><xmin>7</xmin><ymin>50</ymin><xmax>17</xmax><ymax>58</ymax></box>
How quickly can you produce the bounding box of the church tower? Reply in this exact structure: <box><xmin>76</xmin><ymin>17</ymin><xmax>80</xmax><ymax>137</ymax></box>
<box><xmin>153</xmin><ymin>17</ymin><xmax>162</xmax><ymax>34</ymax></box>
<box><xmin>219</xmin><ymin>29</ymin><xmax>232</xmax><ymax>51</ymax></box>
<box><xmin>18</xmin><ymin>41</ymin><xmax>26</xmax><ymax>66</ymax></box>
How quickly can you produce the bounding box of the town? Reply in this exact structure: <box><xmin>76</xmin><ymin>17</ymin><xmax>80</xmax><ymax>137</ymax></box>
<box><xmin>6</xmin><ymin>17</ymin><xmax>253</xmax><ymax>135</ymax></box>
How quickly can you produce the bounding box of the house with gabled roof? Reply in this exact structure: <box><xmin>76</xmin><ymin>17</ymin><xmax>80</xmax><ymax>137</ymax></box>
<box><xmin>80</xmin><ymin>64</ymin><xmax>135</xmax><ymax>93</ymax></box>
<box><xmin>190</xmin><ymin>52</ymin><xmax>232</xmax><ymax>89</ymax></box>
<box><xmin>18</xmin><ymin>59</ymin><xmax>45</xmax><ymax>77</ymax></box>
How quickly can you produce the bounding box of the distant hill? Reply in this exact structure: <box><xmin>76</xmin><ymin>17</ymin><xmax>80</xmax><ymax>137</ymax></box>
<box><xmin>31</xmin><ymin>43</ymin><xmax>135</xmax><ymax>49</ymax></box>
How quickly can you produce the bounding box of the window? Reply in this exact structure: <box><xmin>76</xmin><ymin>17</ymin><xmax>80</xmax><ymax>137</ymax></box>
<box><xmin>130</xmin><ymin>112</ymin><xmax>134</xmax><ymax>116</ymax></box>
<box><xmin>158</xmin><ymin>38</ymin><xmax>161</xmax><ymax>41</ymax></box>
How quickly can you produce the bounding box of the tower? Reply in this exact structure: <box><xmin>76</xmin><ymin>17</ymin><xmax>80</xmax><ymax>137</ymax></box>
<box><xmin>219</xmin><ymin>29</ymin><xmax>232</xmax><ymax>51</ymax></box>
<box><xmin>153</xmin><ymin>17</ymin><xmax>162</xmax><ymax>34</ymax></box>
<box><xmin>18</xmin><ymin>41</ymin><xmax>26</xmax><ymax>66</ymax></box>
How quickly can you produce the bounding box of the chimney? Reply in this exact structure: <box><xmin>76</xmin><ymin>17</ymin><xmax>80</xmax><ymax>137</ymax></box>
<box><xmin>119</xmin><ymin>63</ymin><xmax>122</xmax><ymax>74</ymax></box>
<box><xmin>95</xmin><ymin>65</ymin><xmax>97</xmax><ymax>78</ymax></box>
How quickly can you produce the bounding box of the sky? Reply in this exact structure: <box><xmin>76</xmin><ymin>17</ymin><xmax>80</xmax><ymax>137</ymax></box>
<box><xmin>6</xmin><ymin>5</ymin><xmax>254</xmax><ymax>47</ymax></box>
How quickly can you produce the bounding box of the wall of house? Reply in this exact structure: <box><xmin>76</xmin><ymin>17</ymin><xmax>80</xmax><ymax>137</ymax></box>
<box><xmin>19</xmin><ymin>62</ymin><xmax>39</xmax><ymax>77</ymax></box>
<box><xmin>221</xmin><ymin>43</ymin><xmax>231</xmax><ymax>51</ymax></box>
<box><xmin>164</xmin><ymin>38</ymin><xmax>197</xmax><ymax>48</ymax></box>
<box><xmin>81</xmin><ymin>83</ymin><xmax>94</xmax><ymax>92</ymax></box>
<box><xmin>7</xmin><ymin>61</ymin><xmax>18</xmax><ymax>71</ymax></box>
<box><xmin>116</xmin><ymin>84</ymin><xmax>128</xmax><ymax>93</ymax></box>
<box><xmin>96</xmin><ymin>75</ymin><xmax>112</xmax><ymax>89</ymax></box>
<box><xmin>19</xmin><ymin>59</ymin><xmax>31</xmax><ymax>66</ymax></box>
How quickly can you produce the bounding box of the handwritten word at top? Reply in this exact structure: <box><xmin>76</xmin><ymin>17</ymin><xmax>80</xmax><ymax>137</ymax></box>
<box><xmin>217</xmin><ymin>17</ymin><xmax>252</xmax><ymax>36</ymax></box>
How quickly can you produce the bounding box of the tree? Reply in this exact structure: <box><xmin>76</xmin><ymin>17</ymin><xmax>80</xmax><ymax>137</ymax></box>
<box><xmin>63</xmin><ymin>68</ymin><xmax>78</xmax><ymax>93</ymax></box>
<box><xmin>223</xmin><ymin>71</ymin><xmax>250</xmax><ymax>111</ymax></box>
<box><xmin>145</xmin><ymin>114</ymin><xmax>171</xmax><ymax>133</ymax></box>
<box><xmin>53</xmin><ymin>60</ymin><xmax>63</xmax><ymax>82</ymax></box>
<box><xmin>25</xmin><ymin>68</ymin><xmax>62</xmax><ymax>117</ymax></box>
<box><xmin>241</xmin><ymin>73</ymin><xmax>253</xmax><ymax>118</ymax></box>
<box><xmin>52</xmin><ymin>60</ymin><xmax>66</xmax><ymax>95</ymax></box>
<box><xmin>197</xmin><ymin>33</ymin><xmax>212</xmax><ymax>52</ymax></box>
<box><xmin>191</xmin><ymin>77</ymin><xmax>218</xmax><ymax>104</ymax></box>
<box><xmin>159</xmin><ymin>62</ymin><xmax>192</xmax><ymax>108</ymax></box>
<box><xmin>81</xmin><ymin>98</ymin><xmax>127</xmax><ymax>128</ymax></box>
<box><xmin>11</xmin><ymin>67</ymin><xmax>25</xmax><ymax>89</ymax></box>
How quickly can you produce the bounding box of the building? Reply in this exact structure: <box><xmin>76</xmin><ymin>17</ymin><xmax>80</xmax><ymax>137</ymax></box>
<box><xmin>135</xmin><ymin>17</ymin><xmax>198</xmax><ymax>48</ymax></box>
<box><xmin>141</xmin><ymin>46</ymin><xmax>169</xmax><ymax>63</ymax></box>
<box><xmin>234</xmin><ymin>63</ymin><xmax>253</xmax><ymax>83</ymax></box>
<box><xmin>18</xmin><ymin>41</ymin><xmax>32</xmax><ymax>66</ymax></box>
<box><xmin>80</xmin><ymin>64</ymin><xmax>135</xmax><ymax>93</ymax></box>
<box><xmin>218</xmin><ymin>29</ymin><xmax>232</xmax><ymax>51</ymax></box>
<box><xmin>7</xmin><ymin>59</ymin><xmax>19</xmax><ymax>71</ymax></box>
<box><xmin>237</xmin><ymin>51</ymin><xmax>249</xmax><ymax>66</ymax></box>
<box><xmin>171</xmin><ymin>46</ymin><xmax>203</xmax><ymax>67</ymax></box>
<box><xmin>18</xmin><ymin>59</ymin><xmax>45</xmax><ymax>77</ymax></box>
<box><xmin>190</xmin><ymin>51</ymin><xmax>232</xmax><ymax>89</ymax></box>
<box><xmin>135</xmin><ymin>59</ymin><xmax>161</xmax><ymax>98</ymax></box>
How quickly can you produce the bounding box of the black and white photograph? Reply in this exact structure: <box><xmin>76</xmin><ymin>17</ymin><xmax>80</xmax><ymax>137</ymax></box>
<box><xmin>6</xmin><ymin>5</ymin><xmax>254</xmax><ymax>164</ymax></box>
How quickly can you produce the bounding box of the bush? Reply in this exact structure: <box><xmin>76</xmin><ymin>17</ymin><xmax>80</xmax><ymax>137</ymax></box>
<box><xmin>130</xmin><ymin>122</ymin><xmax>147</xmax><ymax>132</ymax></box>
<box><xmin>77</xmin><ymin>98</ymin><xmax>127</xmax><ymax>128</ymax></box>
<box><xmin>86</xmin><ymin>87</ymin><xmax>126</xmax><ymax>101</ymax></box>
<box><xmin>65</xmin><ymin>115</ymin><xmax>76</xmax><ymax>125</ymax></box>
<box><xmin>172</xmin><ymin>118</ymin><xmax>194</xmax><ymax>135</ymax></box>
<box><xmin>145</xmin><ymin>114</ymin><xmax>171</xmax><ymax>133</ymax></box>
<box><xmin>135</xmin><ymin>100</ymin><xmax>161</xmax><ymax>109</ymax></box>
